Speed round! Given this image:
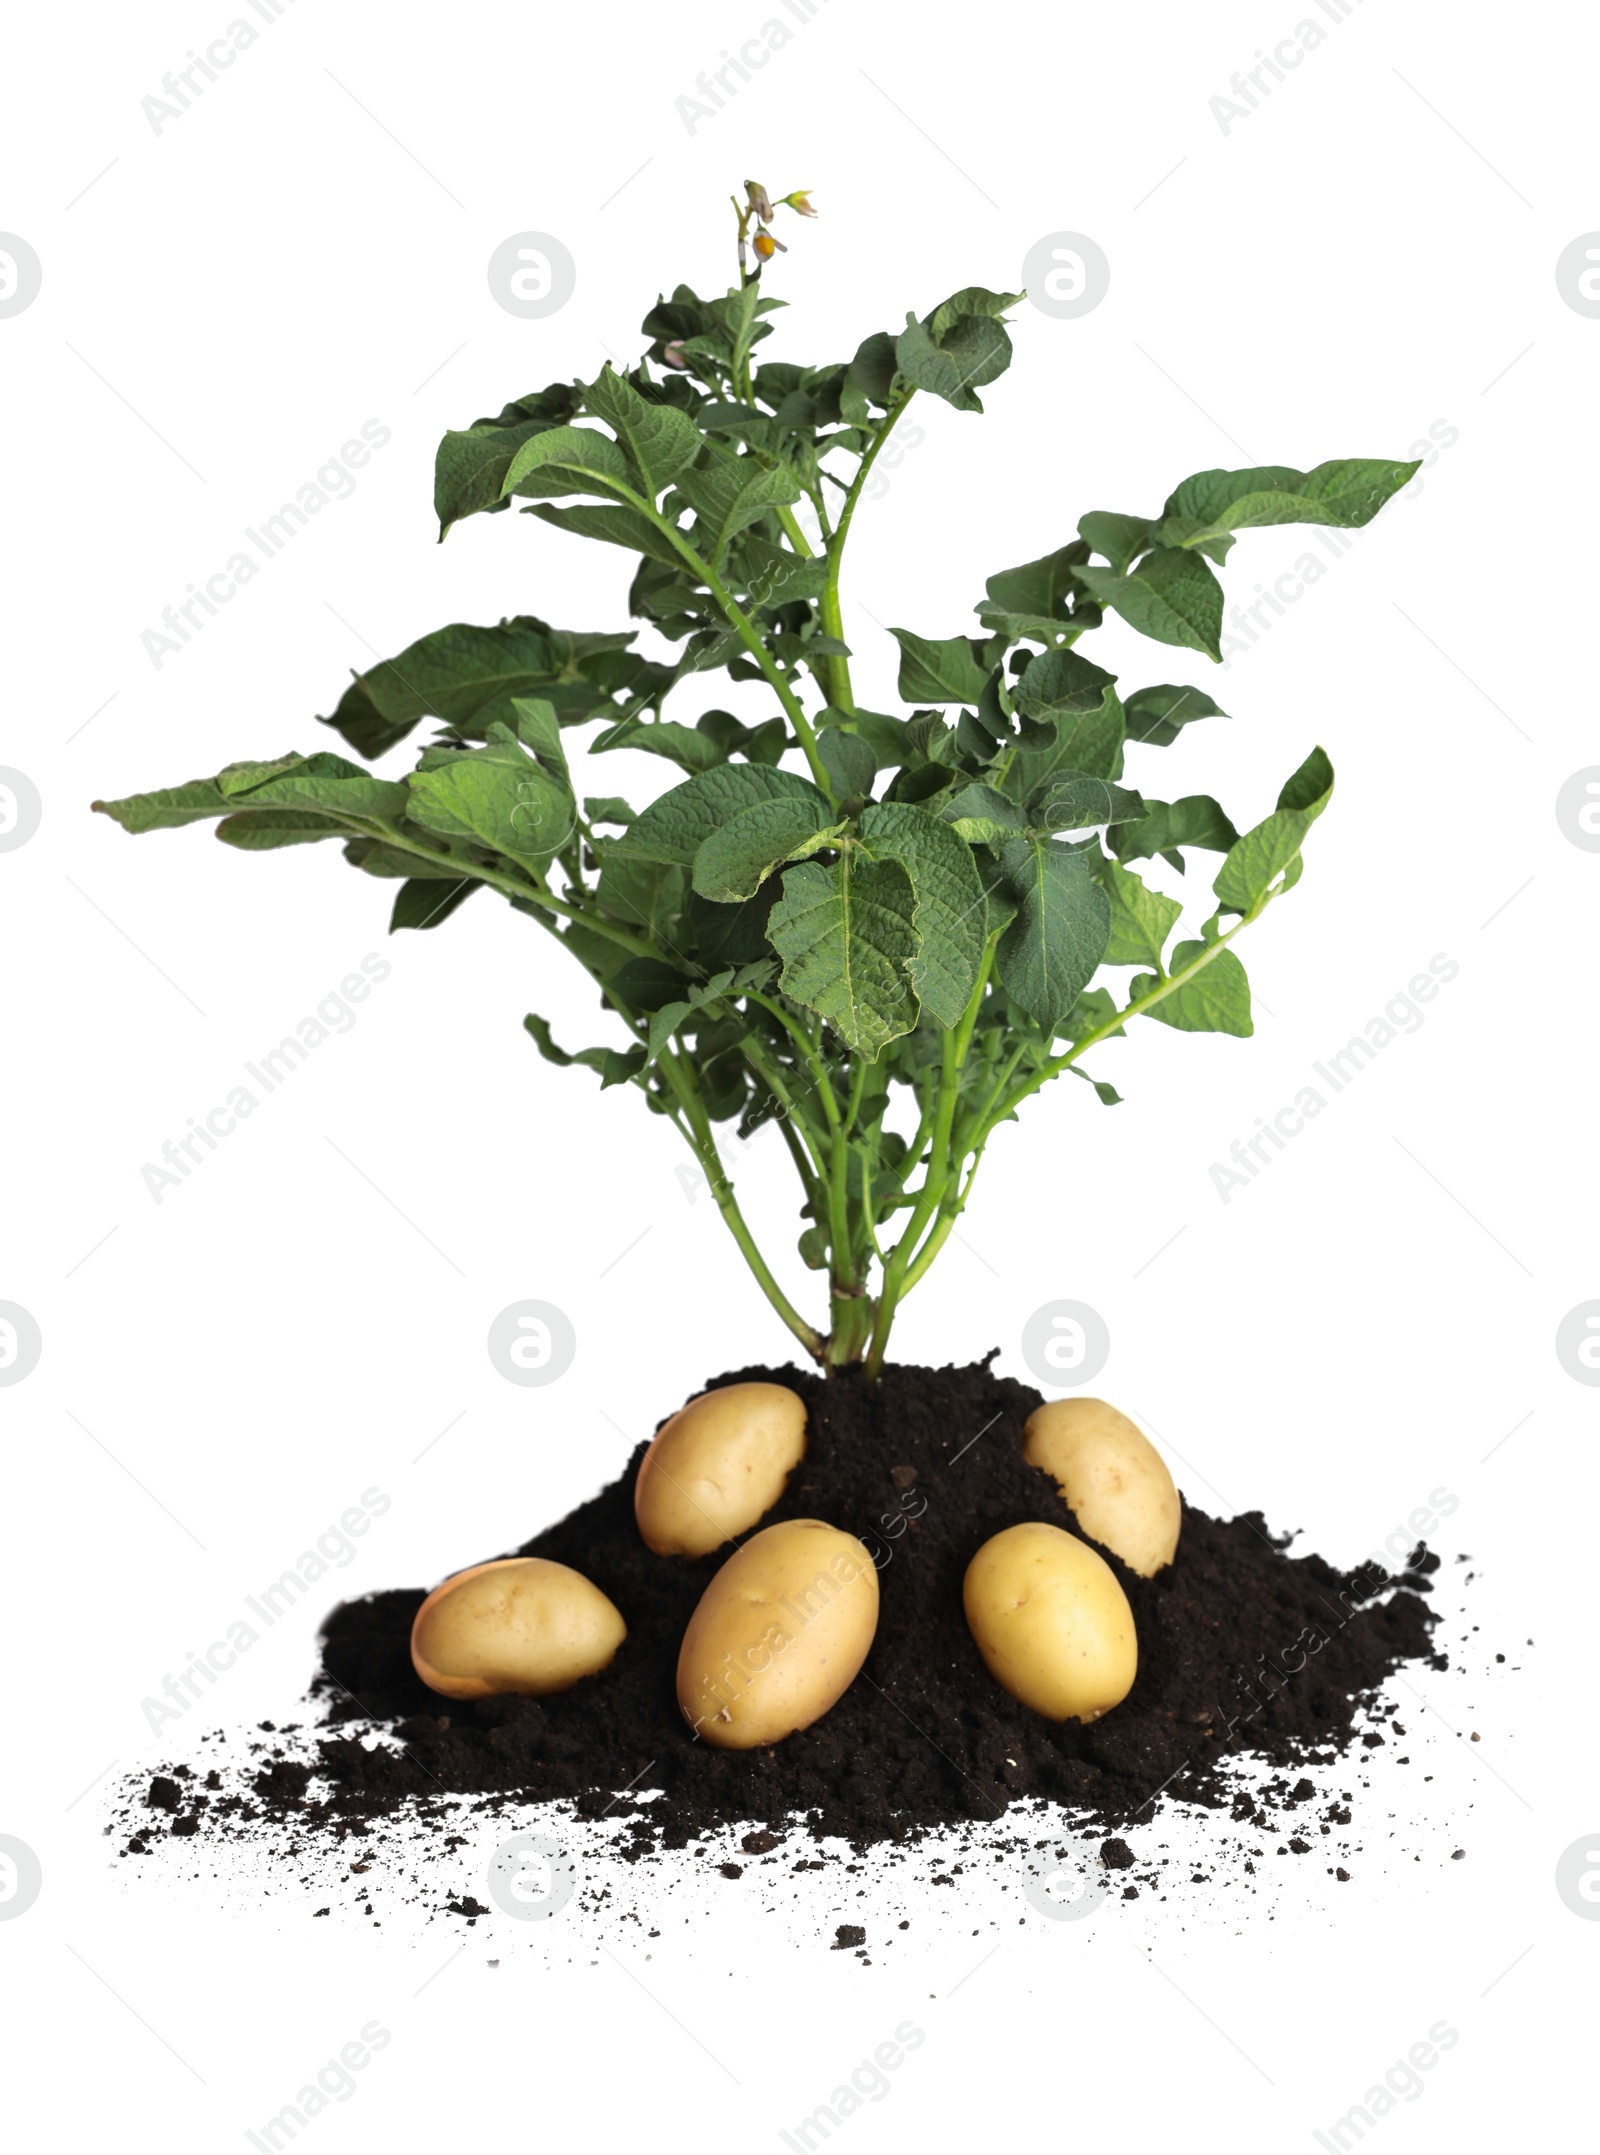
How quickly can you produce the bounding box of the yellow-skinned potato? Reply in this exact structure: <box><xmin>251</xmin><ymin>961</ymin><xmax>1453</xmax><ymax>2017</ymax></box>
<box><xmin>410</xmin><ymin>1556</ymin><xmax>625</xmax><ymax>1701</ymax></box>
<box><xmin>676</xmin><ymin>1518</ymin><xmax>878</xmax><ymax>1749</ymax></box>
<box><xmin>635</xmin><ymin>1382</ymin><xmax>807</xmax><ymax>1557</ymax></box>
<box><xmin>963</xmin><ymin>1522</ymin><xmax>1137</xmax><ymax>1723</ymax></box>
<box><xmin>1023</xmin><ymin>1397</ymin><xmax>1181</xmax><ymax>1577</ymax></box>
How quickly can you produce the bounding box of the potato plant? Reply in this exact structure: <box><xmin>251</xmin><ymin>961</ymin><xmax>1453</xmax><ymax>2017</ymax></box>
<box><xmin>96</xmin><ymin>183</ymin><xmax>1419</xmax><ymax>1375</ymax></box>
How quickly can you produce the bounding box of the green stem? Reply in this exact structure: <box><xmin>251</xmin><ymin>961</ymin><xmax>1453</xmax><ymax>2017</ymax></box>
<box><xmin>951</xmin><ymin>1038</ymin><xmax>1028</xmax><ymax>1162</ymax></box>
<box><xmin>980</xmin><ymin>893</ymin><xmax>1274</xmax><ymax>1141</ymax></box>
<box><xmin>772</xmin><ymin>1103</ymin><xmax>820</xmax><ymax>1204</ymax></box>
<box><xmin>841</xmin><ymin>1054</ymin><xmax>871</xmax><ymax>1136</ymax></box>
<box><xmin>819</xmin><ymin>393</ymin><xmax>916</xmax><ymax>717</ymax></box>
<box><xmin>608</xmin><ymin>477</ymin><xmax>835</xmax><ymax>800</ymax></box>
<box><xmin>655</xmin><ymin>1044</ymin><xmax>822</xmax><ymax>1357</ymax></box>
<box><xmin>738</xmin><ymin>1032</ymin><xmax>830</xmax><ymax>1186</ymax></box>
<box><xmin>862</xmin><ymin>937</ymin><xmax>996</xmax><ymax>1375</ymax></box>
<box><xmin>899</xmin><ymin>1213</ymin><xmax>956</xmax><ymax>1297</ymax></box>
<box><xmin>863</xmin><ymin>1044</ymin><xmax>957</xmax><ymax>1376</ymax></box>
<box><xmin>745</xmin><ymin>991</ymin><xmax>842</xmax><ymax>1135</ymax></box>
<box><xmin>775</xmin><ymin>503</ymin><xmax>815</xmax><ymax>558</ymax></box>
<box><xmin>899</xmin><ymin>1097</ymin><xmax>1007</xmax><ymax>1298</ymax></box>
<box><xmin>356</xmin><ymin>819</ymin><xmax>657</xmax><ymax>959</ymax></box>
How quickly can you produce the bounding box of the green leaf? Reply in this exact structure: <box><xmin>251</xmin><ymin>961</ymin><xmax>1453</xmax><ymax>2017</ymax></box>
<box><xmin>691</xmin><ymin>796</ymin><xmax>842</xmax><ymax>903</ymax></box>
<box><xmin>1136</xmin><ymin>941</ymin><xmax>1252</xmax><ymax>1035</ymax></box>
<box><xmin>1032</xmin><ymin>773</ymin><xmax>1145</xmax><ymax>833</ymax></box>
<box><xmin>1158</xmin><ymin>458</ymin><xmax>1421</xmax><ymax>548</ymax></box>
<box><xmin>1078</xmin><ymin>512</ymin><xmax>1153</xmax><ymax>576</ymax></box>
<box><xmin>391</xmin><ymin>877</ymin><xmax>477</xmax><ymax>932</ymax></box>
<box><xmin>983</xmin><ymin>543</ymin><xmax>1085</xmax><ymax>624</ymax></box>
<box><xmin>405</xmin><ymin>737</ymin><xmax>575</xmax><ymax>868</ymax></box>
<box><xmin>694</xmin><ymin>708</ymin><xmax>788</xmax><ymax>766</ymax></box>
<box><xmin>672</xmin><ymin>447</ymin><xmax>801</xmax><ymax>564</ymax></box>
<box><xmin>501</xmin><ymin>424</ymin><xmax>636</xmax><ymax>503</ymax></box>
<box><xmin>818</xmin><ymin>725</ymin><xmax>877</xmax><ymax>800</ymax></box>
<box><xmin>97</xmin><ymin>756</ymin><xmax>415</xmax><ymax>839</ymax></box>
<box><xmin>926</xmin><ymin>286</ymin><xmax>1025</xmax><ymax>342</ymax></box>
<box><xmin>893</xmin><ymin>316</ymin><xmax>986</xmax><ymax>415</ymax></box>
<box><xmin>93</xmin><ymin>778</ymin><xmax>229</xmax><ymax>833</ymax></box>
<box><xmin>1006</xmin><ymin>652</ymin><xmax>1126</xmax><ymax>794</ymax></box>
<box><xmin>1100</xmin><ymin>859</ymin><xmax>1182</xmax><ymax>969</ymax></box>
<box><xmin>975</xmin><ymin>603</ymin><xmax>1098</xmax><ymax>649</ymax></box>
<box><xmin>434</xmin><ymin>383</ymin><xmax>583</xmax><ymax>536</ymax></box>
<box><xmin>501</xmin><ymin>694</ymin><xmax>568</xmax><ymax>783</ymax></box>
<box><xmin>896</xmin><ymin>288</ymin><xmax>1022</xmax><ymax>414</ymax></box>
<box><xmin>839</xmin><ymin>706</ymin><xmax>923</xmax><ymax>771</ymax></box>
<box><xmin>974</xmin><ymin>665</ymin><xmax>1013</xmax><ymax>742</ymax></box>
<box><xmin>612</xmin><ymin>762</ymin><xmax>825</xmax><ymax>868</ymax></box>
<box><xmin>839</xmin><ymin>329</ymin><xmax>898</xmax><ymax>424</ymax></box>
<box><xmin>700</xmin><ymin>1048</ymin><xmax>749</xmax><ymax>1121</ymax></box>
<box><xmin>343</xmin><ymin>835</ymin><xmax>461</xmax><ymax>878</ymax></box>
<box><xmin>729</xmin><ymin>532</ymin><xmax>828</xmax><ymax>607</ymax></box>
<box><xmin>646</xmin><ymin>1000</ymin><xmax>695</xmax><ymax>1059</ymax></box>
<box><xmin>689</xmin><ymin>884</ymin><xmax>779</xmax><ymax>968</ymax></box>
<box><xmin>1276</xmin><ymin>742</ymin><xmax>1335</xmax><ymax>814</ymax></box>
<box><xmin>994</xmin><ymin>836</ymin><xmax>1111</xmax><ymax>1037</ymax></box>
<box><xmin>525</xmin><ymin>501</ymin><xmax>684</xmax><ymax>566</ymax></box>
<box><xmin>1123</xmin><ymin>683</ymin><xmax>1228</xmax><ymax>749</ymax></box>
<box><xmin>215</xmin><ymin>809</ymin><xmax>343</xmax><ymax>850</ymax></box>
<box><xmin>635</xmin><ymin>961</ymin><xmax>772</xmax><ymax>1064</ymax></box>
<box><xmin>1011</xmin><ymin>647</ymin><xmax>1118</xmax><ymax>718</ymax></box>
<box><xmin>216</xmin><ymin>751</ymin><xmax>409</xmax><ymax>821</ymax></box>
<box><xmin>890</xmin><ymin>629</ymin><xmax>992</xmax><ymax>705</ymax></box>
<box><xmin>903</xmin><ymin>712</ymin><xmax>963</xmax><ymax>770</ymax></box>
<box><xmin>584</xmin><ymin>796</ymin><xmax>635</xmax><ymax>828</ymax></box>
<box><xmin>857</xmin><ymin>802</ymin><xmax>990</xmax><ymax>1027</ymax></box>
<box><xmin>1058</xmin><ymin>985</ymin><xmax>1124</xmax><ymax>1042</ymax></box>
<box><xmin>1110</xmin><ymin>795</ymin><xmax>1239</xmax><ymax>868</ymax></box>
<box><xmin>591</xmin><ymin>716</ymin><xmax>725</xmax><ymax>775</ymax></box>
<box><xmin>641</xmin><ymin>283</ymin><xmax>719</xmax><ymax>359</ymax></box>
<box><xmin>934</xmin><ymin>781</ymin><xmax>1029</xmax><ymax>846</ymax></box>
<box><xmin>1070</xmin><ymin>1064</ymin><xmax>1123</xmax><ymax>1108</ymax></box>
<box><xmin>1075</xmin><ymin>549</ymin><xmax>1225</xmax><ymax>662</ymax></box>
<box><xmin>581</xmin><ymin>365</ymin><xmax>701</xmax><ymax>498</ymax></box>
<box><xmin>767</xmin><ymin>854</ymin><xmax>920</xmax><ymax>1056</ymax></box>
<box><xmin>522</xmin><ymin>1011</ymin><xmax>643</xmax><ymax>1087</ymax></box>
<box><xmin>981</xmin><ymin>862</ymin><xmax>1018</xmax><ymax>940</ymax></box>
<box><xmin>523</xmin><ymin>1011</ymin><xmax>580</xmax><ymax>1066</ymax></box>
<box><xmin>598</xmin><ymin>1047</ymin><xmax>649</xmax><ymax>1088</ymax></box>
<box><xmin>319</xmin><ymin>617</ymin><xmax>646</xmax><ymax>760</ymax></box>
<box><xmin>1213</xmin><ymin>745</ymin><xmax>1334</xmax><ymax>912</ymax></box>
<box><xmin>696</xmin><ymin>398</ymin><xmax>772</xmax><ymax>440</ymax></box>
<box><xmin>594</xmin><ymin>854</ymin><xmax>686</xmax><ymax>940</ymax></box>
<box><xmin>628</xmin><ymin>553</ymin><xmax>715</xmax><ymax>639</ymax></box>
<box><xmin>208</xmin><ymin>753</ymin><xmax>312</xmax><ymax>792</ymax></box>
<box><xmin>605</xmin><ymin>956</ymin><xmax>692</xmax><ymax>1012</ymax></box>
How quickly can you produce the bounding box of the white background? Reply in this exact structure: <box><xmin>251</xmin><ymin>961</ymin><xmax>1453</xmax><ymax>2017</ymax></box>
<box><xmin>2</xmin><ymin>0</ymin><xmax>1594</xmax><ymax>2146</ymax></box>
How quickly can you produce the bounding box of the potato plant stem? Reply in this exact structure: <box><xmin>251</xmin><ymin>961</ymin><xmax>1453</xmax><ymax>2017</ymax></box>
<box><xmin>817</xmin><ymin>392</ymin><xmax>916</xmax><ymax>717</ymax></box>
<box><xmin>321</xmin><ymin>815</ymin><xmax>661</xmax><ymax>961</ymax></box>
<box><xmin>862</xmin><ymin>971</ymin><xmax>980</xmax><ymax>1375</ymax></box>
<box><xmin>611</xmin><ymin>477</ymin><xmax>836</xmax><ymax>800</ymax></box>
<box><xmin>981</xmin><ymin>888</ymin><xmax>1275</xmax><ymax>1138</ymax></box>
<box><xmin>655</xmin><ymin>1043</ymin><xmax>823</xmax><ymax>1357</ymax></box>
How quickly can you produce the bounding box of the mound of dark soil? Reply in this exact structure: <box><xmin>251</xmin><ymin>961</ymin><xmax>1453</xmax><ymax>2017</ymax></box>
<box><xmin>292</xmin><ymin>1356</ymin><xmax>1442</xmax><ymax>1850</ymax></box>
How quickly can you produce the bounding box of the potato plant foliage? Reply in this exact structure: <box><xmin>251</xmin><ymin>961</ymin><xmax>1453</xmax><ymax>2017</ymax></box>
<box><xmin>97</xmin><ymin>186</ymin><xmax>1419</xmax><ymax>1374</ymax></box>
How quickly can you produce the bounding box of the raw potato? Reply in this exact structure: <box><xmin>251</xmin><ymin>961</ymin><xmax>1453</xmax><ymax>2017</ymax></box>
<box><xmin>410</xmin><ymin>1557</ymin><xmax>626</xmax><ymax>1701</ymax></box>
<box><xmin>635</xmin><ymin>1381</ymin><xmax>807</xmax><ymax>1557</ymax></box>
<box><xmin>676</xmin><ymin>1518</ymin><xmax>878</xmax><ymax>1749</ymax></box>
<box><xmin>963</xmin><ymin>1522</ymin><xmax>1137</xmax><ymax>1724</ymax></box>
<box><xmin>1022</xmin><ymin>1397</ymin><xmax>1181</xmax><ymax>1577</ymax></box>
